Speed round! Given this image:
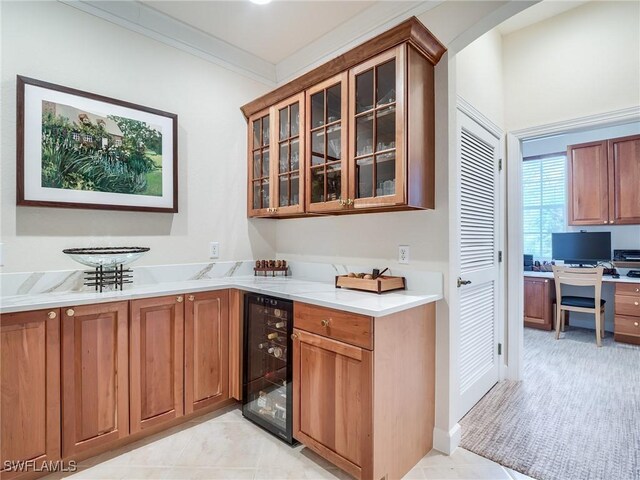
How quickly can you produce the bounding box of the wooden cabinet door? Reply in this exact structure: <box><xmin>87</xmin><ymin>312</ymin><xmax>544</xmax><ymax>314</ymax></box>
<box><xmin>608</xmin><ymin>134</ymin><xmax>640</xmax><ymax>225</ymax></box>
<box><xmin>348</xmin><ymin>45</ymin><xmax>406</xmax><ymax>210</ymax></box>
<box><xmin>130</xmin><ymin>295</ymin><xmax>184</xmax><ymax>433</ymax></box>
<box><xmin>1</xmin><ymin>309</ymin><xmax>60</xmax><ymax>478</ymax></box>
<box><xmin>248</xmin><ymin>108</ymin><xmax>274</xmax><ymax>217</ymax></box>
<box><xmin>306</xmin><ymin>73</ymin><xmax>349</xmax><ymax>213</ymax></box>
<box><xmin>61</xmin><ymin>302</ymin><xmax>129</xmax><ymax>457</ymax></box>
<box><xmin>524</xmin><ymin>278</ymin><xmax>555</xmax><ymax>330</ymax></box>
<box><xmin>272</xmin><ymin>93</ymin><xmax>305</xmax><ymax>216</ymax></box>
<box><xmin>185</xmin><ymin>291</ymin><xmax>229</xmax><ymax>414</ymax></box>
<box><xmin>567</xmin><ymin>140</ymin><xmax>609</xmax><ymax>225</ymax></box>
<box><xmin>293</xmin><ymin>328</ymin><xmax>372</xmax><ymax>480</ymax></box>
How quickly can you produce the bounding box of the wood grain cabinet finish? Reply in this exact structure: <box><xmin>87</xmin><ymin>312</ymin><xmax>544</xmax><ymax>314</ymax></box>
<box><xmin>61</xmin><ymin>302</ymin><xmax>129</xmax><ymax>457</ymax></box>
<box><xmin>185</xmin><ymin>291</ymin><xmax>230</xmax><ymax>414</ymax></box>
<box><xmin>243</xmin><ymin>17</ymin><xmax>444</xmax><ymax>218</ymax></box>
<box><xmin>524</xmin><ymin>277</ymin><xmax>556</xmax><ymax>330</ymax></box>
<box><xmin>293</xmin><ymin>302</ymin><xmax>436</xmax><ymax>480</ymax></box>
<box><xmin>568</xmin><ymin>134</ymin><xmax>640</xmax><ymax>226</ymax></box>
<box><xmin>1</xmin><ymin>309</ymin><xmax>60</xmax><ymax>479</ymax></box>
<box><xmin>130</xmin><ymin>295</ymin><xmax>184</xmax><ymax>433</ymax></box>
<box><xmin>614</xmin><ymin>283</ymin><xmax>640</xmax><ymax>345</ymax></box>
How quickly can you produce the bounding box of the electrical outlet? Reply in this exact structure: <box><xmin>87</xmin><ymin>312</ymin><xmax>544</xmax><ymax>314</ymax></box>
<box><xmin>209</xmin><ymin>242</ymin><xmax>219</xmax><ymax>259</ymax></box>
<box><xmin>398</xmin><ymin>245</ymin><xmax>410</xmax><ymax>264</ymax></box>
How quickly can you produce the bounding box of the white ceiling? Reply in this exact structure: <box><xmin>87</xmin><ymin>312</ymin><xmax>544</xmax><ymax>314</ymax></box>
<box><xmin>497</xmin><ymin>0</ymin><xmax>590</xmax><ymax>35</ymax></box>
<box><xmin>141</xmin><ymin>1</ymin><xmax>377</xmax><ymax>64</ymax></box>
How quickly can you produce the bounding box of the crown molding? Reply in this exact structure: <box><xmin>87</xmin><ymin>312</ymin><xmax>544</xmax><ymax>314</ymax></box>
<box><xmin>58</xmin><ymin>0</ymin><xmax>277</xmax><ymax>86</ymax></box>
<box><xmin>275</xmin><ymin>1</ymin><xmax>445</xmax><ymax>85</ymax></box>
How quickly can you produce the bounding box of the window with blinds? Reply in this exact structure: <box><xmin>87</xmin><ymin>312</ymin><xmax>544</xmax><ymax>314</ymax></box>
<box><xmin>523</xmin><ymin>154</ymin><xmax>566</xmax><ymax>260</ymax></box>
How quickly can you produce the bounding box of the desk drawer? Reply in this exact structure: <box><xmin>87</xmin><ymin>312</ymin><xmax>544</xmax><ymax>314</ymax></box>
<box><xmin>616</xmin><ymin>283</ymin><xmax>640</xmax><ymax>297</ymax></box>
<box><xmin>294</xmin><ymin>303</ymin><xmax>373</xmax><ymax>350</ymax></box>
<box><xmin>614</xmin><ymin>315</ymin><xmax>640</xmax><ymax>345</ymax></box>
<box><xmin>615</xmin><ymin>295</ymin><xmax>640</xmax><ymax>317</ymax></box>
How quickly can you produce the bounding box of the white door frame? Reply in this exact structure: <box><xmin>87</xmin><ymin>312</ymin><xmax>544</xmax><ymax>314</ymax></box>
<box><xmin>505</xmin><ymin>106</ymin><xmax>640</xmax><ymax>380</ymax></box>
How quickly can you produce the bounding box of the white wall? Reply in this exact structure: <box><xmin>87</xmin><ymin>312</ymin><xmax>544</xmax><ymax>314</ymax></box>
<box><xmin>456</xmin><ymin>28</ymin><xmax>505</xmax><ymax>128</ymax></box>
<box><xmin>0</xmin><ymin>1</ymin><xmax>277</xmax><ymax>273</ymax></box>
<box><xmin>503</xmin><ymin>0</ymin><xmax>640</xmax><ymax>131</ymax></box>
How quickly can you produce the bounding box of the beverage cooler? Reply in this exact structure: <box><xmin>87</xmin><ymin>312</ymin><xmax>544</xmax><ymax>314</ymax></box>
<box><xmin>242</xmin><ymin>293</ymin><xmax>294</xmax><ymax>444</ymax></box>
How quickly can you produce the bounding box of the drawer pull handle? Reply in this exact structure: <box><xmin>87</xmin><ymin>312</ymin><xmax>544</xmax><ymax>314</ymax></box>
<box><xmin>177</xmin><ymin>296</ymin><xmax>184</xmax><ymax>303</ymax></box>
<box><xmin>48</xmin><ymin>311</ymin><xmax>57</xmax><ymax>319</ymax></box>
<box><xmin>321</xmin><ymin>319</ymin><xmax>331</xmax><ymax>327</ymax></box>
<box><xmin>635</xmin><ymin>302</ymin><xmax>639</xmax><ymax>306</ymax></box>
<box><xmin>188</xmin><ymin>295</ymin><xmax>195</xmax><ymax>302</ymax></box>
<box><xmin>635</xmin><ymin>322</ymin><xmax>639</xmax><ymax>327</ymax></box>
<box><xmin>291</xmin><ymin>333</ymin><xmax>298</xmax><ymax>340</ymax></box>
<box><xmin>66</xmin><ymin>309</ymin><xmax>75</xmax><ymax>317</ymax></box>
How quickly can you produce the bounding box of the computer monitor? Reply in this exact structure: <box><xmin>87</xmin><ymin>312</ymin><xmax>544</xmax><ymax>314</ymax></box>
<box><xmin>551</xmin><ymin>232</ymin><xmax>612</xmax><ymax>265</ymax></box>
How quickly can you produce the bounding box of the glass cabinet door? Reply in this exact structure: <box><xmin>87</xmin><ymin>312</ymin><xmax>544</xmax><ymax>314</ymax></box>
<box><xmin>273</xmin><ymin>93</ymin><xmax>305</xmax><ymax>215</ymax></box>
<box><xmin>248</xmin><ymin>109</ymin><xmax>272</xmax><ymax>216</ymax></box>
<box><xmin>305</xmin><ymin>72</ymin><xmax>348</xmax><ymax>213</ymax></box>
<box><xmin>349</xmin><ymin>46</ymin><xmax>405</xmax><ymax>208</ymax></box>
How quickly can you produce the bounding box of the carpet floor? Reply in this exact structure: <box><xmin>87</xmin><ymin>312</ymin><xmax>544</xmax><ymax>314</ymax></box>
<box><xmin>460</xmin><ymin>327</ymin><xmax>640</xmax><ymax>480</ymax></box>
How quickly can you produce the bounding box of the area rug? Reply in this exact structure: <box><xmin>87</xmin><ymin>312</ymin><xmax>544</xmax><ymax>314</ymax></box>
<box><xmin>460</xmin><ymin>327</ymin><xmax>640</xmax><ymax>480</ymax></box>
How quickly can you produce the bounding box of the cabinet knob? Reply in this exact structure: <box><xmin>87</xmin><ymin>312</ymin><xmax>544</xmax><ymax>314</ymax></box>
<box><xmin>66</xmin><ymin>309</ymin><xmax>75</xmax><ymax>317</ymax></box>
<box><xmin>636</xmin><ymin>288</ymin><xmax>639</xmax><ymax>293</ymax></box>
<box><xmin>634</xmin><ymin>322</ymin><xmax>639</xmax><ymax>327</ymax></box>
<box><xmin>177</xmin><ymin>296</ymin><xmax>184</xmax><ymax>303</ymax></box>
<box><xmin>48</xmin><ymin>311</ymin><xmax>57</xmax><ymax>319</ymax></box>
<box><xmin>609</xmin><ymin>220</ymin><xmax>614</xmax><ymax>224</ymax></box>
<box><xmin>347</xmin><ymin>199</ymin><xmax>354</xmax><ymax>206</ymax></box>
<box><xmin>603</xmin><ymin>221</ymin><xmax>607</xmax><ymax>224</ymax></box>
<box><xmin>188</xmin><ymin>295</ymin><xmax>195</xmax><ymax>302</ymax></box>
<box><xmin>291</xmin><ymin>333</ymin><xmax>298</xmax><ymax>340</ymax></box>
<box><xmin>339</xmin><ymin>199</ymin><xmax>345</xmax><ymax>206</ymax></box>
<box><xmin>635</xmin><ymin>301</ymin><xmax>639</xmax><ymax>306</ymax></box>
<box><xmin>320</xmin><ymin>319</ymin><xmax>331</xmax><ymax>327</ymax></box>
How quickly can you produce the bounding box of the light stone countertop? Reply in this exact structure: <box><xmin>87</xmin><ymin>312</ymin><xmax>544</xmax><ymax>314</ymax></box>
<box><xmin>0</xmin><ymin>275</ymin><xmax>442</xmax><ymax>317</ymax></box>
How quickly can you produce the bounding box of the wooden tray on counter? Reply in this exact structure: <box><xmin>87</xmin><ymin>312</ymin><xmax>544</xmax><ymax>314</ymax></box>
<box><xmin>335</xmin><ymin>275</ymin><xmax>406</xmax><ymax>294</ymax></box>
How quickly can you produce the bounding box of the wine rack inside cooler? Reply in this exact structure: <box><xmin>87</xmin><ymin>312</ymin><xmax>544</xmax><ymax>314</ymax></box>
<box><xmin>242</xmin><ymin>294</ymin><xmax>294</xmax><ymax>444</ymax></box>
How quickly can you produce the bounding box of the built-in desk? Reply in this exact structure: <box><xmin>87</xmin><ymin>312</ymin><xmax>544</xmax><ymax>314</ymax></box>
<box><xmin>524</xmin><ymin>272</ymin><xmax>640</xmax><ymax>344</ymax></box>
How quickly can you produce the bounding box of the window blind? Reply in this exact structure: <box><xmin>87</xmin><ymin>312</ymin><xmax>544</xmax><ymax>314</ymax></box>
<box><xmin>523</xmin><ymin>154</ymin><xmax>566</xmax><ymax>260</ymax></box>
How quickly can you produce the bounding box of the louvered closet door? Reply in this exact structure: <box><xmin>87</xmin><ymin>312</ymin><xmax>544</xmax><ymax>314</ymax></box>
<box><xmin>456</xmin><ymin>110</ymin><xmax>501</xmax><ymax>417</ymax></box>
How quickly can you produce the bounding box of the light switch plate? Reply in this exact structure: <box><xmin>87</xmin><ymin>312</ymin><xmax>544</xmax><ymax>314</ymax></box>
<box><xmin>399</xmin><ymin>245</ymin><xmax>410</xmax><ymax>264</ymax></box>
<box><xmin>209</xmin><ymin>242</ymin><xmax>219</xmax><ymax>259</ymax></box>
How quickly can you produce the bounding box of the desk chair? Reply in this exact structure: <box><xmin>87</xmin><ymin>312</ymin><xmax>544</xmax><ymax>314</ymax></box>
<box><xmin>552</xmin><ymin>266</ymin><xmax>606</xmax><ymax>347</ymax></box>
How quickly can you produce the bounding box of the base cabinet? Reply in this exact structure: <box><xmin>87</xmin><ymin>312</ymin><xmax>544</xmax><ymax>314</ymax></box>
<box><xmin>1</xmin><ymin>309</ymin><xmax>61</xmax><ymax>479</ymax></box>
<box><xmin>293</xmin><ymin>302</ymin><xmax>436</xmax><ymax>480</ymax></box>
<box><xmin>185</xmin><ymin>291</ymin><xmax>230</xmax><ymax>414</ymax></box>
<box><xmin>614</xmin><ymin>283</ymin><xmax>640</xmax><ymax>345</ymax></box>
<box><xmin>62</xmin><ymin>302</ymin><xmax>129</xmax><ymax>457</ymax></box>
<box><xmin>129</xmin><ymin>295</ymin><xmax>185</xmax><ymax>433</ymax></box>
<box><xmin>524</xmin><ymin>277</ymin><xmax>556</xmax><ymax>330</ymax></box>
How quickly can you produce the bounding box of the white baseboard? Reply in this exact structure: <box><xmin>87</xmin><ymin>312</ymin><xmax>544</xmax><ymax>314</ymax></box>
<box><xmin>433</xmin><ymin>423</ymin><xmax>461</xmax><ymax>454</ymax></box>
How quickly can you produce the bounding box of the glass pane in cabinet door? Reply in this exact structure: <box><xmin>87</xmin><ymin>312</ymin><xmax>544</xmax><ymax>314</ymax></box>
<box><xmin>356</xmin><ymin>113</ymin><xmax>373</xmax><ymax>156</ymax></box>
<box><xmin>376</xmin><ymin>152</ymin><xmax>396</xmax><ymax>196</ymax></box>
<box><xmin>262</xmin><ymin>116</ymin><xmax>270</xmax><ymax>146</ymax></box>
<box><xmin>311</xmin><ymin>92</ymin><xmax>324</xmax><ymax>129</ymax></box>
<box><xmin>253</xmin><ymin>181</ymin><xmax>261</xmax><ymax>210</ymax></box>
<box><xmin>291</xmin><ymin>173</ymin><xmax>299</xmax><ymax>205</ymax></box>
<box><xmin>290</xmin><ymin>103</ymin><xmax>299</xmax><ymax>137</ymax></box>
<box><xmin>311</xmin><ymin>130</ymin><xmax>325</xmax><ymax>166</ymax></box>
<box><xmin>376</xmin><ymin>60</ymin><xmax>396</xmax><ymax>106</ymax></box>
<box><xmin>262</xmin><ymin>148</ymin><xmax>270</xmax><ymax>177</ymax></box>
<box><xmin>279</xmin><ymin>107</ymin><xmax>289</xmax><ymax>141</ymax></box>
<box><xmin>253</xmin><ymin>120</ymin><xmax>261</xmax><ymax>147</ymax></box>
<box><xmin>327</xmin><ymin>125</ymin><xmax>341</xmax><ymax>161</ymax></box>
<box><xmin>310</xmin><ymin>167</ymin><xmax>325</xmax><ymax>203</ymax></box>
<box><xmin>376</xmin><ymin>106</ymin><xmax>396</xmax><ymax>152</ymax></box>
<box><xmin>327</xmin><ymin>84</ymin><xmax>341</xmax><ymax>122</ymax></box>
<box><xmin>279</xmin><ymin>175</ymin><xmax>288</xmax><ymax>207</ymax></box>
<box><xmin>262</xmin><ymin>180</ymin><xmax>270</xmax><ymax>208</ymax></box>
<box><xmin>253</xmin><ymin>150</ymin><xmax>261</xmax><ymax>178</ymax></box>
<box><xmin>290</xmin><ymin>138</ymin><xmax>299</xmax><ymax>171</ymax></box>
<box><xmin>356</xmin><ymin>69</ymin><xmax>374</xmax><ymax>113</ymax></box>
<box><xmin>356</xmin><ymin>157</ymin><xmax>373</xmax><ymax>198</ymax></box>
<box><xmin>326</xmin><ymin>164</ymin><xmax>341</xmax><ymax>202</ymax></box>
<box><xmin>279</xmin><ymin>143</ymin><xmax>289</xmax><ymax>174</ymax></box>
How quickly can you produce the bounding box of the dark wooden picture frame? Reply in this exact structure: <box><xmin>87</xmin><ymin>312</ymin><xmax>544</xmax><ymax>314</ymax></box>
<box><xmin>17</xmin><ymin>75</ymin><xmax>178</xmax><ymax>212</ymax></box>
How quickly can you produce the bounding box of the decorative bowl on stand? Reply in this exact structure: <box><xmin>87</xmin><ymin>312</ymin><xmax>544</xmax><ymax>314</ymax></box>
<box><xmin>63</xmin><ymin>247</ymin><xmax>150</xmax><ymax>292</ymax></box>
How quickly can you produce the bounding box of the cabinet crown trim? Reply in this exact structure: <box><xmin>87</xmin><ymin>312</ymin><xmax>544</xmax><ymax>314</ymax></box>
<box><xmin>240</xmin><ymin>16</ymin><xmax>446</xmax><ymax>119</ymax></box>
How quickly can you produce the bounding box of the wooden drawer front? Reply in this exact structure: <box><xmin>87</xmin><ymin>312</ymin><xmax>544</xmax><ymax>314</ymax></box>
<box><xmin>615</xmin><ymin>295</ymin><xmax>640</xmax><ymax>317</ymax></box>
<box><xmin>615</xmin><ymin>315</ymin><xmax>640</xmax><ymax>337</ymax></box>
<box><xmin>616</xmin><ymin>283</ymin><xmax>640</xmax><ymax>297</ymax></box>
<box><xmin>294</xmin><ymin>303</ymin><xmax>373</xmax><ymax>350</ymax></box>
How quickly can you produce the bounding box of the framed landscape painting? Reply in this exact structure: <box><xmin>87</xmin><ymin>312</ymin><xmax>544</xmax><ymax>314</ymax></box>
<box><xmin>17</xmin><ymin>76</ymin><xmax>178</xmax><ymax>212</ymax></box>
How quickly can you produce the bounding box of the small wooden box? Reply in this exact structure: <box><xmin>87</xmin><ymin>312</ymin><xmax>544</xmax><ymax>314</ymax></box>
<box><xmin>335</xmin><ymin>275</ymin><xmax>406</xmax><ymax>294</ymax></box>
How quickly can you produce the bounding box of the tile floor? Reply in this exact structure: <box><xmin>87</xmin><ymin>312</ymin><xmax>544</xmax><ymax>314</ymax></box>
<box><xmin>44</xmin><ymin>405</ymin><xmax>535</xmax><ymax>480</ymax></box>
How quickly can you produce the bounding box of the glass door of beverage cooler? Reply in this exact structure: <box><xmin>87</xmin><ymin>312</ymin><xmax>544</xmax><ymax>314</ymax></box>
<box><xmin>242</xmin><ymin>294</ymin><xmax>294</xmax><ymax>444</ymax></box>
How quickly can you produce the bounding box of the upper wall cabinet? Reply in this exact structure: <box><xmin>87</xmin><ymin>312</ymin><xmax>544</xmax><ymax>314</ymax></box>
<box><xmin>242</xmin><ymin>17</ymin><xmax>446</xmax><ymax>218</ymax></box>
<box><xmin>568</xmin><ymin>134</ymin><xmax>640</xmax><ymax>225</ymax></box>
